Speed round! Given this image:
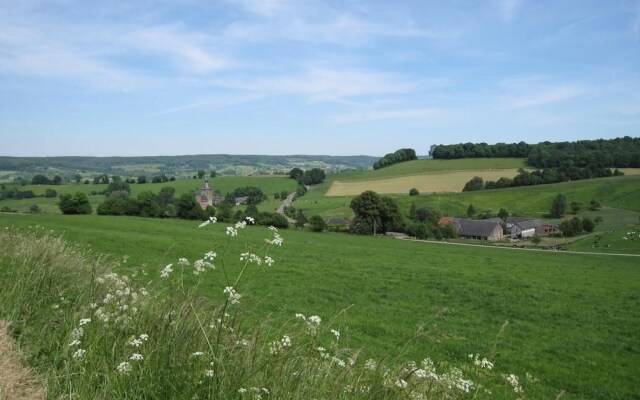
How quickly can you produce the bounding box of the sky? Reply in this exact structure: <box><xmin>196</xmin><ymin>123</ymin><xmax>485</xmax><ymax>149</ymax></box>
<box><xmin>0</xmin><ymin>0</ymin><xmax>639</xmax><ymax>157</ymax></box>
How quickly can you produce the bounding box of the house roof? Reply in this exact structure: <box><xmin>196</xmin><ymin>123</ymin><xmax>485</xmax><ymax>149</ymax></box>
<box><xmin>438</xmin><ymin>216</ymin><xmax>454</xmax><ymax>225</ymax></box>
<box><xmin>326</xmin><ymin>216</ymin><xmax>347</xmax><ymax>225</ymax></box>
<box><xmin>514</xmin><ymin>220</ymin><xmax>542</xmax><ymax>230</ymax></box>
<box><xmin>451</xmin><ymin>218</ymin><xmax>502</xmax><ymax>238</ymax></box>
<box><xmin>506</xmin><ymin>217</ymin><xmax>535</xmax><ymax>224</ymax></box>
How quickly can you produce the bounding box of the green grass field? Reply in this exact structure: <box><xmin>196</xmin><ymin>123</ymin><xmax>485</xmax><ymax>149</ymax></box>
<box><xmin>1</xmin><ymin>213</ymin><xmax>638</xmax><ymax>399</ymax></box>
<box><xmin>0</xmin><ymin>176</ymin><xmax>297</xmax><ymax>214</ymax></box>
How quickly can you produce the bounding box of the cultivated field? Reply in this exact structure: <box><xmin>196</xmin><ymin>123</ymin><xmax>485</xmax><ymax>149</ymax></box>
<box><xmin>1</xmin><ymin>213</ymin><xmax>639</xmax><ymax>399</ymax></box>
<box><xmin>326</xmin><ymin>169</ymin><xmax>523</xmax><ymax>196</ymax></box>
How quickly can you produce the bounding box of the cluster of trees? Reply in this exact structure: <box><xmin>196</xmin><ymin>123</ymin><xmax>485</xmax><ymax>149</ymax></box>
<box><xmin>288</xmin><ymin>168</ymin><xmax>326</xmax><ymax>185</ymax></box>
<box><xmin>462</xmin><ymin>166</ymin><xmax>622</xmax><ymax>192</ymax></box>
<box><xmin>431</xmin><ymin>137</ymin><xmax>640</xmax><ymax>168</ymax></box>
<box><xmin>348</xmin><ymin>190</ymin><xmax>456</xmax><ymax>239</ymax></box>
<box><xmin>226</xmin><ymin>186</ymin><xmax>266</xmax><ymax>205</ymax></box>
<box><xmin>373</xmin><ymin>148</ymin><xmax>418</xmax><ymax>170</ymax></box>
<box><xmin>32</xmin><ymin>174</ymin><xmax>63</xmax><ymax>185</ymax></box>
<box><xmin>559</xmin><ymin>217</ymin><xmax>595</xmax><ymax>237</ymax></box>
<box><xmin>0</xmin><ymin>187</ymin><xmax>57</xmax><ymax>200</ymax></box>
<box><xmin>430</xmin><ymin>142</ymin><xmax>530</xmax><ymax>159</ymax></box>
<box><xmin>59</xmin><ymin>192</ymin><xmax>92</xmax><ymax>215</ymax></box>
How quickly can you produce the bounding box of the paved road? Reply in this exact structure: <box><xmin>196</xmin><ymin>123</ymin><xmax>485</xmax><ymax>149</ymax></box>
<box><xmin>276</xmin><ymin>192</ymin><xmax>297</xmax><ymax>224</ymax></box>
<box><xmin>401</xmin><ymin>237</ymin><xmax>640</xmax><ymax>257</ymax></box>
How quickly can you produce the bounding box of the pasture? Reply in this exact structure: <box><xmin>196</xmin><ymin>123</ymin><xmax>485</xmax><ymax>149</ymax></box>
<box><xmin>1</xmin><ymin>213</ymin><xmax>639</xmax><ymax>399</ymax></box>
<box><xmin>326</xmin><ymin>169</ymin><xmax>523</xmax><ymax>196</ymax></box>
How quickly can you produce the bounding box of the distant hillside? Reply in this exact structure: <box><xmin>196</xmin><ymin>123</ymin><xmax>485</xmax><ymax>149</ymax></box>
<box><xmin>0</xmin><ymin>154</ymin><xmax>378</xmax><ymax>180</ymax></box>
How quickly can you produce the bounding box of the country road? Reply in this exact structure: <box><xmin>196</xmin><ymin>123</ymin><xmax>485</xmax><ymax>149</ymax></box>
<box><xmin>276</xmin><ymin>192</ymin><xmax>297</xmax><ymax>223</ymax></box>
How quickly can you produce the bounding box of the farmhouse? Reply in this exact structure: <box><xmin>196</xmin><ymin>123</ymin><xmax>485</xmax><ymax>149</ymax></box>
<box><xmin>506</xmin><ymin>217</ymin><xmax>558</xmax><ymax>238</ymax></box>
<box><xmin>450</xmin><ymin>218</ymin><xmax>504</xmax><ymax>241</ymax></box>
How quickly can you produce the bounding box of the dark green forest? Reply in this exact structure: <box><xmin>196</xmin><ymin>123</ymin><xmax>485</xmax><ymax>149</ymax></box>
<box><xmin>430</xmin><ymin>137</ymin><xmax>640</xmax><ymax>168</ymax></box>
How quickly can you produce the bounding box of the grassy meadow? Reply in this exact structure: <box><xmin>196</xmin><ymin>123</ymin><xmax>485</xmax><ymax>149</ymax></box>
<box><xmin>1</xmin><ymin>175</ymin><xmax>297</xmax><ymax>214</ymax></box>
<box><xmin>1</xmin><ymin>213</ymin><xmax>639</xmax><ymax>399</ymax></box>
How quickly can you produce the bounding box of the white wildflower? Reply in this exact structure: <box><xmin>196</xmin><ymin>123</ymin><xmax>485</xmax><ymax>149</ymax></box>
<box><xmin>281</xmin><ymin>335</ymin><xmax>291</xmax><ymax>348</ymax></box>
<box><xmin>205</xmin><ymin>369</ymin><xmax>214</xmax><ymax>378</ymax></box>
<box><xmin>72</xmin><ymin>349</ymin><xmax>86</xmax><ymax>360</ymax></box>
<box><xmin>192</xmin><ymin>351</ymin><xmax>205</xmax><ymax>357</ymax></box>
<box><xmin>130</xmin><ymin>353</ymin><xmax>144</xmax><ymax>361</ymax></box>
<box><xmin>268</xmin><ymin>226</ymin><xmax>278</xmax><ymax>232</ymax></box>
<box><xmin>177</xmin><ymin>258</ymin><xmax>189</xmax><ymax>266</ymax></box>
<box><xmin>68</xmin><ymin>339</ymin><xmax>81</xmax><ymax>347</ymax></box>
<box><xmin>308</xmin><ymin>315</ymin><xmax>321</xmax><ymax>325</ymax></box>
<box><xmin>128</xmin><ymin>338</ymin><xmax>143</xmax><ymax>348</ymax></box>
<box><xmin>139</xmin><ymin>333</ymin><xmax>149</xmax><ymax>341</ymax></box>
<box><xmin>204</xmin><ymin>251</ymin><xmax>217</xmax><ymax>261</ymax></box>
<box><xmin>504</xmin><ymin>374</ymin><xmax>524</xmax><ymax>393</ymax></box>
<box><xmin>235</xmin><ymin>220</ymin><xmax>247</xmax><ymax>230</ymax></box>
<box><xmin>332</xmin><ymin>356</ymin><xmax>346</xmax><ymax>368</ymax></box>
<box><xmin>223</xmin><ymin>286</ymin><xmax>242</xmax><ymax>305</ymax></box>
<box><xmin>226</xmin><ymin>226</ymin><xmax>238</xmax><ymax>237</ymax></box>
<box><xmin>79</xmin><ymin>318</ymin><xmax>91</xmax><ymax>326</ymax></box>
<box><xmin>117</xmin><ymin>361</ymin><xmax>132</xmax><ymax>375</ymax></box>
<box><xmin>264</xmin><ymin>256</ymin><xmax>274</xmax><ymax>266</ymax></box>
<box><xmin>72</xmin><ymin>327</ymin><xmax>84</xmax><ymax>340</ymax></box>
<box><xmin>395</xmin><ymin>379</ymin><xmax>408</xmax><ymax>389</ymax></box>
<box><xmin>238</xmin><ymin>388</ymin><xmax>247</xmax><ymax>394</ymax></box>
<box><xmin>245</xmin><ymin>216</ymin><xmax>255</xmax><ymax>224</ymax></box>
<box><xmin>295</xmin><ymin>313</ymin><xmax>306</xmax><ymax>321</ymax></box>
<box><xmin>160</xmin><ymin>264</ymin><xmax>173</xmax><ymax>278</ymax></box>
<box><xmin>331</xmin><ymin>329</ymin><xmax>340</xmax><ymax>340</ymax></box>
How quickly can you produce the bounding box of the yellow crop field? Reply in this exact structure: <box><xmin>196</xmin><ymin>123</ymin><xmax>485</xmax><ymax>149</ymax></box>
<box><xmin>326</xmin><ymin>169</ymin><xmax>523</xmax><ymax>196</ymax></box>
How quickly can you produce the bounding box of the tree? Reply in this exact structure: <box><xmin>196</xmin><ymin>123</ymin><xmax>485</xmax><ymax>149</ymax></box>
<box><xmin>570</xmin><ymin>202</ymin><xmax>583</xmax><ymax>214</ymax></box>
<box><xmin>462</xmin><ymin>177</ymin><xmax>484</xmax><ymax>192</ymax></box>
<box><xmin>409</xmin><ymin>188</ymin><xmax>419</xmax><ymax>196</ymax></box>
<box><xmin>52</xmin><ymin>175</ymin><xmax>63</xmax><ymax>185</ymax></box>
<box><xmin>31</xmin><ymin>174</ymin><xmax>50</xmax><ymax>185</ymax></box>
<box><xmin>289</xmin><ymin>168</ymin><xmax>304</xmax><ymax>182</ymax></box>
<box><xmin>550</xmin><ymin>194</ymin><xmax>567</xmax><ymax>218</ymax></box>
<box><xmin>350</xmin><ymin>190</ymin><xmax>403</xmax><ymax>235</ymax></box>
<box><xmin>210</xmin><ymin>171</ymin><xmax>216</xmax><ymax>178</ymax></box>
<box><xmin>302</xmin><ymin>168</ymin><xmax>326</xmax><ymax>185</ymax></box>
<box><xmin>29</xmin><ymin>204</ymin><xmax>41</xmax><ymax>213</ymax></box>
<box><xmin>58</xmin><ymin>192</ymin><xmax>92</xmax><ymax>215</ymax></box>
<box><xmin>308</xmin><ymin>215</ymin><xmax>327</xmax><ymax>232</ymax></box>
<box><xmin>295</xmin><ymin>209</ymin><xmax>307</xmax><ymax>228</ymax></box>
<box><xmin>45</xmin><ymin>188</ymin><xmax>58</xmax><ymax>198</ymax></box>
<box><xmin>197</xmin><ymin>170</ymin><xmax>206</xmax><ymax>179</ymax></box>
<box><xmin>582</xmin><ymin>217</ymin><xmax>595</xmax><ymax>233</ymax></box>
<box><xmin>280</xmin><ymin>190</ymin><xmax>289</xmax><ymax>200</ymax></box>
<box><xmin>531</xmin><ymin>235</ymin><xmax>542</xmax><ymax>246</ymax></box>
<box><xmin>137</xmin><ymin>175</ymin><xmax>147</xmax><ymax>184</ymax></box>
<box><xmin>105</xmin><ymin>181</ymin><xmax>131</xmax><ymax>196</ymax></box>
<box><xmin>589</xmin><ymin>199</ymin><xmax>601</xmax><ymax>211</ymax></box>
<box><xmin>74</xmin><ymin>174</ymin><xmax>83</xmax><ymax>184</ymax></box>
<box><xmin>466</xmin><ymin>203</ymin><xmax>476</xmax><ymax>218</ymax></box>
<box><xmin>497</xmin><ymin>208</ymin><xmax>510</xmax><ymax>221</ymax></box>
<box><xmin>176</xmin><ymin>193</ymin><xmax>207</xmax><ymax>220</ymax></box>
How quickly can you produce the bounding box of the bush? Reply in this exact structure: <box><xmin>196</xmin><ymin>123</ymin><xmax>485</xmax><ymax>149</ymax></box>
<box><xmin>29</xmin><ymin>204</ymin><xmax>41</xmax><ymax>213</ymax></box>
<box><xmin>308</xmin><ymin>215</ymin><xmax>327</xmax><ymax>232</ymax></box>
<box><xmin>45</xmin><ymin>189</ymin><xmax>58</xmax><ymax>198</ymax></box>
<box><xmin>58</xmin><ymin>192</ymin><xmax>92</xmax><ymax>215</ymax></box>
<box><xmin>409</xmin><ymin>188</ymin><xmax>419</xmax><ymax>196</ymax></box>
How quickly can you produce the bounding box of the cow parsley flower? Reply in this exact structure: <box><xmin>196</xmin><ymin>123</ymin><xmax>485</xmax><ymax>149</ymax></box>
<box><xmin>308</xmin><ymin>315</ymin><xmax>321</xmax><ymax>325</ymax></box>
<box><xmin>226</xmin><ymin>227</ymin><xmax>238</xmax><ymax>237</ymax></box>
<box><xmin>264</xmin><ymin>256</ymin><xmax>274</xmax><ymax>266</ymax></box>
<box><xmin>191</xmin><ymin>351</ymin><xmax>205</xmax><ymax>357</ymax></box>
<box><xmin>331</xmin><ymin>329</ymin><xmax>340</xmax><ymax>340</ymax></box>
<box><xmin>160</xmin><ymin>264</ymin><xmax>173</xmax><ymax>278</ymax></box>
<box><xmin>68</xmin><ymin>339</ymin><xmax>81</xmax><ymax>347</ymax></box>
<box><xmin>130</xmin><ymin>353</ymin><xmax>144</xmax><ymax>361</ymax></box>
<box><xmin>79</xmin><ymin>318</ymin><xmax>91</xmax><ymax>326</ymax></box>
<box><xmin>245</xmin><ymin>216</ymin><xmax>255</xmax><ymax>224</ymax></box>
<box><xmin>205</xmin><ymin>369</ymin><xmax>214</xmax><ymax>378</ymax></box>
<box><xmin>204</xmin><ymin>251</ymin><xmax>217</xmax><ymax>261</ymax></box>
<box><xmin>177</xmin><ymin>258</ymin><xmax>190</xmax><ymax>267</ymax></box>
<box><xmin>395</xmin><ymin>379</ymin><xmax>408</xmax><ymax>389</ymax></box>
<box><xmin>223</xmin><ymin>286</ymin><xmax>242</xmax><ymax>304</ymax></box>
<box><xmin>72</xmin><ymin>349</ymin><xmax>86</xmax><ymax>360</ymax></box>
<box><xmin>295</xmin><ymin>313</ymin><xmax>306</xmax><ymax>321</ymax></box>
<box><xmin>139</xmin><ymin>334</ymin><xmax>149</xmax><ymax>341</ymax></box>
<box><xmin>280</xmin><ymin>335</ymin><xmax>291</xmax><ymax>348</ymax></box>
<box><xmin>235</xmin><ymin>220</ymin><xmax>247</xmax><ymax>230</ymax></box>
<box><xmin>117</xmin><ymin>361</ymin><xmax>132</xmax><ymax>375</ymax></box>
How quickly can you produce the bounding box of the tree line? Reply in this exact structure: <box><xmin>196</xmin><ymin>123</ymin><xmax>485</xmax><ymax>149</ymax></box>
<box><xmin>430</xmin><ymin>137</ymin><xmax>640</xmax><ymax>168</ymax></box>
<box><xmin>462</xmin><ymin>165</ymin><xmax>624</xmax><ymax>192</ymax></box>
<box><xmin>373</xmin><ymin>148</ymin><xmax>417</xmax><ymax>170</ymax></box>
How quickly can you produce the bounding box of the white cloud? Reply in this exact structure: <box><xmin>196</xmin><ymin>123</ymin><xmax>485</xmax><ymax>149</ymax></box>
<box><xmin>152</xmin><ymin>93</ymin><xmax>264</xmax><ymax>116</ymax></box>
<box><xmin>131</xmin><ymin>26</ymin><xmax>231</xmax><ymax>74</ymax></box>
<box><xmin>229</xmin><ymin>0</ymin><xmax>291</xmax><ymax>17</ymax></box>
<box><xmin>507</xmin><ymin>86</ymin><xmax>585</xmax><ymax>109</ymax></box>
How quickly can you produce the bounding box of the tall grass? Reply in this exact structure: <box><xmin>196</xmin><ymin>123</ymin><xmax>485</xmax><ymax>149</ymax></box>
<box><xmin>0</xmin><ymin>223</ymin><xmax>533</xmax><ymax>399</ymax></box>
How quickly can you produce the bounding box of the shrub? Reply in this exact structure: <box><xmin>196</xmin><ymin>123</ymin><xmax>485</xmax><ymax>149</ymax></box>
<box><xmin>308</xmin><ymin>215</ymin><xmax>327</xmax><ymax>232</ymax></box>
<box><xmin>58</xmin><ymin>192</ymin><xmax>92</xmax><ymax>215</ymax></box>
<box><xmin>409</xmin><ymin>188</ymin><xmax>419</xmax><ymax>196</ymax></box>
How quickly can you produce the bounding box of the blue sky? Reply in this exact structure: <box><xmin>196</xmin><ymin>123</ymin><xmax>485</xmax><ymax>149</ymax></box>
<box><xmin>1</xmin><ymin>0</ymin><xmax>639</xmax><ymax>157</ymax></box>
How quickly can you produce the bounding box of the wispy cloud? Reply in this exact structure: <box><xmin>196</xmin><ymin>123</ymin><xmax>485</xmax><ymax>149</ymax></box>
<box><xmin>131</xmin><ymin>25</ymin><xmax>231</xmax><ymax>74</ymax></box>
<box><xmin>152</xmin><ymin>93</ymin><xmax>264</xmax><ymax>116</ymax></box>
<box><xmin>507</xmin><ymin>86</ymin><xmax>585</xmax><ymax>109</ymax></box>
<box><xmin>330</xmin><ymin>107</ymin><xmax>442</xmax><ymax>124</ymax></box>
<box><xmin>213</xmin><ymin>68</ymin><xmax>414</xmax><ymax>101</ymax></box>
